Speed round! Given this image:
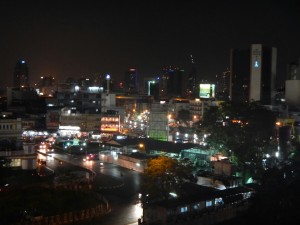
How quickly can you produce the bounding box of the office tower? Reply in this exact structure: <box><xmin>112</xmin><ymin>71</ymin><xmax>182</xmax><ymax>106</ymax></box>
<box><xmin>14</xmin><ymin>60</ymin><xmax>29</xmax><ymax>87</ymax></box>
<box><xmin>161</xmin><ymin>66</ymin><xmax>184</xmax><ymax>99</ymax></box>
<box><xmin>230</xmin><ymin>44</ymin><xmax>277</xmax><ymax>104</ymax></box>
<box><xmin>144</xmin><ymin>77</ymin><xmax>160</xmax><ymax>101</ymax></box>
<box><xmin>285</xmin><ymin>58</ymin><xmax>300</xmax><ymax>106</ymax></box>
<box><xmin>124</xmin><ymin>68</ymin><xmax>138</xmax><ymax>94</ymax></box>
<box><xmin>286</xmin><ymin>58</ymin><xmax>300</xmax><ymax>80</ymax></box>
<box><xmin>186</xmin><ymin>54</ymin><xmax>197</xmax><ymax>98</ymax></box>
<box><xmin>215</xmin><ymin>68</ymin><xmax>230</xmax><ymax>101</ymax></box>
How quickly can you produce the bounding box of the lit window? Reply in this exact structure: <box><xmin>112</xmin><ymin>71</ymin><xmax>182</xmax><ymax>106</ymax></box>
<box><xmin>180</xmin><ymin>206</ymin><xmax>188</xmax><ymax>213</ymax></box>
<box><xmin>206</xmin><ymin>200</ymin><xmax>212</xmax><ymax>207</ymax></box>
<box><xmin>193</xmin><ymin>203</ymin><xmax>200</xmax><ymax>210</ymax></box>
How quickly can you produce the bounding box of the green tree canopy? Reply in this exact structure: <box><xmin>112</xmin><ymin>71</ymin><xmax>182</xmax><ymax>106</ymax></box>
<box><xmin>141</xmin><ymin>156</ymin><xmax>194</xmax><ymax>202</ymax></box>
<box><xmin>201</xmin><ymin>101</ymin><xmax>277</xmax><ymax>182</ymax></box>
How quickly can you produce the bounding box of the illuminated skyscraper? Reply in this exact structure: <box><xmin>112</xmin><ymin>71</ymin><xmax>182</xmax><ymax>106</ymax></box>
<box><xmin>14</xmin><ymin>60</ymin><xmax>29</xmax><ymax>87</ymax></box>
<box><xmin>230</xmin><ymin>44</ymin><xmax>277</xmax><ymax>104</ymax></box>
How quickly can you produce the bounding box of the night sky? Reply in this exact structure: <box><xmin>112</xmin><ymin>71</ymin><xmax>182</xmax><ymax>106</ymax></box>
<box><xmin>1</xmin><ymin>0</ymin><xmax>299</xmax><ymax>87</ymax></box>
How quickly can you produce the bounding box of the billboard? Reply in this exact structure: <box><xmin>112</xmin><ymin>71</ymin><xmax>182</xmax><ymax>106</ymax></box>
<box><xmin>199</xmin><ymin>84</ymin><xmax>215</xmax><ymax>98</ymax></box>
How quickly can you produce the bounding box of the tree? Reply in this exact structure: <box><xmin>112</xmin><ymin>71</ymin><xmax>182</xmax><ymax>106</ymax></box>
<box><xmin>141</xmin><ymin>156</ymin><xmax>194</xmax><ymax>203</ymax></box>
<box><xmin>201</xmin><ymin>101</ymin><xmax>277</xmax><ymax>183</ymax></box>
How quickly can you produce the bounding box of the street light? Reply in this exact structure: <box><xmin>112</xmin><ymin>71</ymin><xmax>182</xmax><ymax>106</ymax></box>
<box><xmin>138</xmin><ymin>143</ymin><xmax>145</xmax><ymax>153</ymax></box>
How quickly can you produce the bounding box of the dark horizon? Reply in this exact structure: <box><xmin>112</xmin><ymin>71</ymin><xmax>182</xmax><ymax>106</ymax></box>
<box><xmin>1</xmin><ymin>0</ymin><xmax>300</xmax><ymax>88</ymax></box>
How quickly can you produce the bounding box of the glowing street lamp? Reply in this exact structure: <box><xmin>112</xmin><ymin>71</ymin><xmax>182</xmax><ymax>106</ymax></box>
<box><xmin>138</xmin><ymin>143</ymin><xmax>145</xmax><ymax>152</ymax></box>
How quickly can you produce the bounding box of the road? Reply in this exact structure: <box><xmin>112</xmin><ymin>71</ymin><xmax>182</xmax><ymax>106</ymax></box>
<box><xmin>39</xmin><ymin>150</ymin><xmax>143</xmax><ymax>225</ymax></box>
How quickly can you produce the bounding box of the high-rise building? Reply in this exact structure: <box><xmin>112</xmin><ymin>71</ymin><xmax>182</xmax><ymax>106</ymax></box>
<box><xmin>215</xmin><ymin>68</ymin><xmax>230</xmax><ymax>101</ymax></box>
<box><xmin>144</xmin><ymin>76</ymin><xmax>160</xmax><ymax>101</ymax></box>
<box><xmin>161</xmin><ymin>66</ymin><xmax>185</xmax><ymax>99</ymax></box>
<box><xmin>286</xmin><ymin>58</ymin><xmax>300</xmax><ymax>80</ymax></box>
<box><xmin>285</xmin><ymin>58</ymin><xmax>300</xmax><ymax>106</ymax></box>
<box><xmin>14</xmin><ymin>60</ymin><xmax>29</xmax><ymax>87</ymax></box>
<box><xmin>230</xmin><ymin>44</ymin><xmax>277</xmax><ymax>105</ymax></box>
<box><xmin>124</xmin><ymin>68</ymin><xmax>138</xmax><ymax>94</ymax></box>
<box><xmin>186</xmin><ymin>54</ymin><xmax>198</xmax><ymax>98</ymax></box>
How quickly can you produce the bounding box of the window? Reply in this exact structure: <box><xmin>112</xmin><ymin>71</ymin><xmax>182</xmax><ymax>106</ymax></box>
<box><xmin>193</xmin><ymin>203</ymin><xmax>200</xmax><ymax>210</ymax></box>
<box><xmin>180</xmin><ymin>206</ymin><xmax>188</xmax><ymax>213</ymax></box>
<box><xmin>206</xmin><ymin>200</ymin><xmax>212</xmax><ymax>207</ymax></box>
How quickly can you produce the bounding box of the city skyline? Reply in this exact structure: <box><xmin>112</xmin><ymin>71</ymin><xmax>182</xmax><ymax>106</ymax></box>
<box><xmin>1</xmin><ymin>0</ymin><xmax>300</xmax><ymax>88</ymax></box>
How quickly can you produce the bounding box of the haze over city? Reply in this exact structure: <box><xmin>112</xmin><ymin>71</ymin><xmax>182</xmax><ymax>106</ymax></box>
<box><xmin>1</xmin><ymin>0</ymin><xmax>300</xmax><ymax>87</ymax></box>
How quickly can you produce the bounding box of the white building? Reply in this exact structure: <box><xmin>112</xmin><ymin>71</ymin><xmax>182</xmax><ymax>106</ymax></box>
<box><xmin>285</xmin><ymin>80</ymin><xmax>300</xmax><ymax>106</ymax></box>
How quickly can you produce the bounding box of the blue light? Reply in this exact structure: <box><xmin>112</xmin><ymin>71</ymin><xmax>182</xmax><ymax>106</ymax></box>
<box><xmin>106</xmin><ymin>74</ymin><xmax>111</xmax><ymax>80</ymax></box>
<box><xmin>21</xmin><ymin>60</ymin><xmax>25</xmax><ymax>64</ymax></box>
<box><xmin>254</xmin><ymin>60</ymin><xmax>259</xmax><ymax>68</ymax></box>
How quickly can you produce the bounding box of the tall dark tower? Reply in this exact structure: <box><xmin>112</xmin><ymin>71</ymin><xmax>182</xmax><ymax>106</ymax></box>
<box><xmin>124</xmin><ymin>68</ymin><xmax>138</xmax><ymax>94</ymax></box>
<box><xmin>215</xmin><ymin>68</ymin><xmax>230</xmax><ymax>101</ymax></box>
<box><xmin>14</xmin><ymin>60</ymin><xmax>29</xmax><ymax>87</ymax></box>
<box><xmin>144</xmin><ymin>76</ymin><xmax>160</xmax><ymax>101</ymax></box>
<box><xmin>161</xmin><ymin>66</ymin><xmax>184</xmax><ymax>99</ymax></box>
<box><xmin>230</xmin><ymin>44</ymin><xmax>277</xmax><ymax>104</ymax></box>
<box><xmin>186</xmin><ymin>54</ymin><xmax>197</xmax><ymax>98</ymax></box>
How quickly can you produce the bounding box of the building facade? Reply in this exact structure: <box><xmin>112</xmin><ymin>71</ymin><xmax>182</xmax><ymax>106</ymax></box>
<box><xmin>124</xmin><ymin>68</ymin><xmax>138</xmax><ymax>94</ymax></box>
<box><xmin>215</xmin><ymin>68</ymin><xmax>230</xmax><ymax>101</ymax></box>
<box><xmin>230</xmin><ymin>44</ymin><xmax>277</xmax><ymax>105</ymax></box>
<box><xmin>147</xmin><ymin>102</ymin><xmax>169</xmax><ymax>141</ymax></box>
<box><xmin>186</xmin><ymin>54</ymin><xmax>198</xmax><ymax>98</ymax></box>
<box><xmin>161</xmin><ymin>66</ymin><xmax>185</xmax><ymax>99</ymax></box>
<box><xmin>14</xmin><ymin>60</ymin><xmax>29</xmax><ymax>88</ymax></box>
<box><xmin>285</xmin><ymin>58</ymin><xmax>300</xmax><ymax>106</ymax></box>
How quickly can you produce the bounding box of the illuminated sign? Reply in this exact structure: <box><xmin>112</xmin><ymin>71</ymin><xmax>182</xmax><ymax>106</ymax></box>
<box><xmin>101</xmin><ymin>127</ymin><xmax>119</xmax><ymax>132</ymax></box>
<box><xmin>199</xmin><ymin>84</ymin><xmax>215</xmax><ymax>98</ymax></box>
<box><xmin>59</xmin><ymin>125</ymin><xmax>80</xmax><ymax>131</ymax></box>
